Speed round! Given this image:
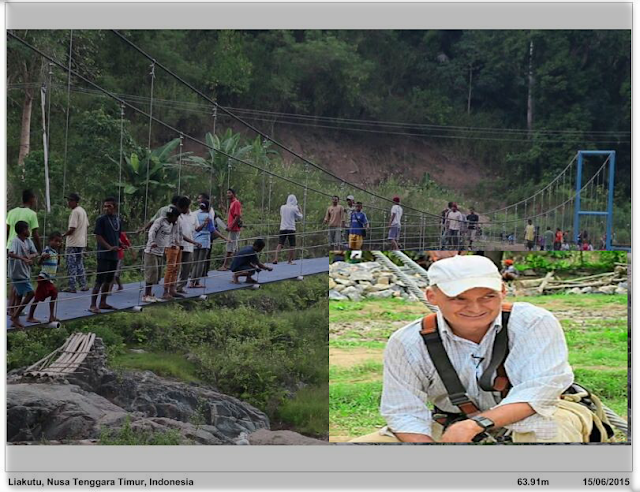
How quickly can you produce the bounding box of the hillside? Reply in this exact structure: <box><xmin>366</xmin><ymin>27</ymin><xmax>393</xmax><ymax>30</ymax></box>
<box><xmin>184</xmin><ymin>121</ymin><xmax>494</xmax><ymax>200</ymax></box>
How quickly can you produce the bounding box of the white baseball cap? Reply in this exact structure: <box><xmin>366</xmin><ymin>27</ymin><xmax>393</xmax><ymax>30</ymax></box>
<box><xmin>428</xmin><ymin>255</ymin><xmax>503</xmax><ymax>297</ymax></box>
<box><xmin>346</xmin><ymin>195</ymin><xmax>355</xmax><ymax>201</ymax></box>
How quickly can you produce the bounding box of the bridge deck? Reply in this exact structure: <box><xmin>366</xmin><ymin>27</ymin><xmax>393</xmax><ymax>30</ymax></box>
<box><xmin>7</xmin><ymin>257</ymin><xmax>329</xmax><ymax>330</ymax></box>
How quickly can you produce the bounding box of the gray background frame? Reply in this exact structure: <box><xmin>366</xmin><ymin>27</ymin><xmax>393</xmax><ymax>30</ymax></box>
<box><xmin>3</xmin><ymin>1</ymin><xmax>633</xmax><ymax>486</ymax></box>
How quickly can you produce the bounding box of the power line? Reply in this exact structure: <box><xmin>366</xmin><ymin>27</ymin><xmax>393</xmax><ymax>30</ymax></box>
<box><xmin>10</xmin><ymin>81</ymin><xmax>630</xmax><ymax>141</ymax></box>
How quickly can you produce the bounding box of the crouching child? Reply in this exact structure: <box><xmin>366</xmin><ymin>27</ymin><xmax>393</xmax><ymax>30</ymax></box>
<box><xmin>230</xmin><ymin>239</ymin><xmax>273</xmax><ymax>284</ymax></box>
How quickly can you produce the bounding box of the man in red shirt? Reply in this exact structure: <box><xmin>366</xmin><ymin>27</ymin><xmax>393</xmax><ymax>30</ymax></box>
<box><xmin>219</xmin><ymin>188</ymin><xmax>243</xmax><ymax>271</ymax></box>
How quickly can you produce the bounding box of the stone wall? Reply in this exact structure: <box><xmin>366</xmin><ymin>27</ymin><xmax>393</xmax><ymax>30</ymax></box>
<box><xmin>329</xmin><ymin>261</ymin><xmax>426</xmax><ymax>302</ymax></box>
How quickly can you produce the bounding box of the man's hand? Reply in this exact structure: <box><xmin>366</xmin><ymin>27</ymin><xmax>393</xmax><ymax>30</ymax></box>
<box><xmin>150</xmin><ymin>243</ymin><xmax>158</xmax><ymax>249</ymax></box>
<box><xmin>22</xmin><ymin>257</ymin><xmax>33</xmax><ymax>266</ymax></box>
<box><xmin>440</xmin><ymin>419</ymin><xmax>483</xmax><ymax>443</ymax></box>
<box><xmin>195</xmin><ymin>242</ymin><xmax>202</xmax><ymax>249</ymax></box>
<box><xmin>41</xmin><ymin>253</ymin><xmax>51</xmax><ymax>260</ymax></box>
<box><xmin>110</xmin><ymin>246</ymin><xmax>120</xmax><ymax>252</ymax></box>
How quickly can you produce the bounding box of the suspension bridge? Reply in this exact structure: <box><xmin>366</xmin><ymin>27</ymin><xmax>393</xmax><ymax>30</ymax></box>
<box><xmin>6</xmin><ymin>31</ymin><xmax>629</xmax><ymax>329</ymax></box>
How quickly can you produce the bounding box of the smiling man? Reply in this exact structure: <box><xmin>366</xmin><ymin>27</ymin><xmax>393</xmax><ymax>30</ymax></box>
<box><xmin>350</xmin><ymin>254</ymin><xmax>612</xmax><ymax>443</ymax></box>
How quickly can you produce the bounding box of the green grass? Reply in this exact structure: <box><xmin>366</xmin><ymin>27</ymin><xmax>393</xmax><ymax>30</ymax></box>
<box><xmin>99</xmin><ymin>417</ymin><xmax>182</xmax><ymax>445</ymax></box>
<box><xmin>329</xmin><ymin>297</ymin><xmax>421</xmax><ymax>323</ymax></box>
<box><xmin>329</xmin><ymin>381</ymin><xmax>386</xmax><ymax>437</ymax></box>
<box><xmin>276</xmin><ymin>385</ymin><xmax>329</xmax><ymax>437</ymax></box>
<box><xmin>510</xmin><ymin>293</ymin><xmax>628</xmax><ymax>309</ymax></box>
<box><xmin>329</xmin><ymin>361</ymin><xmax>384</xmax><ymax>383</ymax></box>
<box><xmin>112</xmin><ymin>352</ymin><xmax>201</xmax><ymax>383</ymax></box>
<box><xmin>329</xmin><ymin>339</ymin><xmax>386</xmax><ymax>349</ymax></box>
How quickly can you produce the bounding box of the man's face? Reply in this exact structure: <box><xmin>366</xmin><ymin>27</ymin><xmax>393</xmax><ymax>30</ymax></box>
<box><xmin>332</xmin><ymin>197</ymin><xmax>338</xmax><ymax>206</ymax></box>
<box><xmin>19</xmin><ymin>228</ymin><xmax>30</xmax><ymax>239</ymax></box>
<box><xmin>168</xmin><ymin>214</ymin><xmax>178</xmax><ymax>224</ymax></box>
<box><xmin>51</xmin><ymin>236</ymin><xmax>63</xmax><ymax>250</ymax></box>
<box><xmin>426</xmin><ymin>286</ymin><xmax>505</xmax><ymax>332</ymax></box>
<box><xmin>356</xmin><ymin>204</ymin><xmax>362</xmax><ymax>212</ymax></box>
<box><xmin>347</xmin><ymin>199</ymin><xmax>353</xmax><ymax>207</ymax></box>
<box><xmin>103</xmin><ymin>202</ymin><xmax>115</xmax><ymax>215</ymax></box>
<box><xmin>451</xmin><ymin>205</ymin><xmax>458</xmax><ymax>212</ymax></box>
<box><xmin>67</xmin><ymin>199</ymin><xmax>77</xmax><ymax>209</ymax></box>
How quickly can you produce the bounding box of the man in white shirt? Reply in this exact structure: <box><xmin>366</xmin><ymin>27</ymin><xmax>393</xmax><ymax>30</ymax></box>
<box><xmin>445</xmin><ymin>202</ymin><xmax>465</xmax><ymax>250</ymax></box>
<box><xmin>388</xmin><ymin>196</ymin><xmax>403</xmax><ymax>250</ymax></box>
<box><xmin>176</xmin><ymin>198</ymin><xmax>202</xmax><ymax>293</ymax></box>
<box><xmin>273</xmin><ymin>194</ymin><xmax>303</xmax><ymax>264</ymax></box>
<box><xmin>62</xmin><ymin>193</ymin><xmax>89</xmax><ymax>292</ymax></box>
<box><xmin>351</xmin><ymin>255</ymin><xmax>610</xmax><ymax>443</ymax></box>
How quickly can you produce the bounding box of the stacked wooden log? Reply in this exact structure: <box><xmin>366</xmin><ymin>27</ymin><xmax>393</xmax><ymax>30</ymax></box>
<box><xmin>514</xmin><ymin>265</ymin><xmax>628</xmax><ymax>295</ymax></box>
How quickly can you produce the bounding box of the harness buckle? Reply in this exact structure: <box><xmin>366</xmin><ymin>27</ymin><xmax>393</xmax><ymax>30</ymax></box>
<box><xmin>449</xmin><ymin>392</ymin><xmax>472</xmax><ymax>406</ymax></box>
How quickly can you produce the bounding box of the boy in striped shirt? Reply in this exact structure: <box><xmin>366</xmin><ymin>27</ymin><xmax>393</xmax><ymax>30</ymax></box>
<box><xmin>27</xmin><ymin>231</ymin><xmax>63</xmax><ymax>324</ymax></box>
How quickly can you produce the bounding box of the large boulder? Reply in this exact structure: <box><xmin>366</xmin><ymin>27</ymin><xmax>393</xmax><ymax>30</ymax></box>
<box><xmin>7</xmin><ymin>383</ymin><xmax>127</xmax><ymax>442</ymax></box>
<box><xmin>8</xmin><ymin>336</ymin><xmax>270</xmax><ymax>444</ymax></box>
<box><xmin>96</xmin><ymin>370</ymin><xmax>269</xmax><ymax>438</ymax></box>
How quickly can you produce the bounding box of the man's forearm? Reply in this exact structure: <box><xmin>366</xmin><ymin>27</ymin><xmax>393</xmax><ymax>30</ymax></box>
<box><xmin>96</xmin><ymin>235</ymin><xmax>112</xmax><ymax>251</ymax></box>
<box><xmin>479</xmin><ymin>402</ymin><xmax>535</xmax><ymax>428</ymax></box>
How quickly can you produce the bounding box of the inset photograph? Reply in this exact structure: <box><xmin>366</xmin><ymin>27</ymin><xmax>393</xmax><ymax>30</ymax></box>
<box><xmin>329</xmin><ymin>250</ymin><xmax>628</xmax><ymax>443</ymax></box>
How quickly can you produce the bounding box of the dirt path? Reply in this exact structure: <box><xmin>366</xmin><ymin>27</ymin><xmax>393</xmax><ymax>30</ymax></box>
<box><xmin>330</xmin><ymin>347</ymin><xmax>384</xmax><ymax>368</ymax></box>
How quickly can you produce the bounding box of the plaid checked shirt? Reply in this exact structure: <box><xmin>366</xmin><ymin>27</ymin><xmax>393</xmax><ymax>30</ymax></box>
<box><xmin>381</xmin><ymin>302</ymin><xmax>574</xmax><ymax>439</ymax></box>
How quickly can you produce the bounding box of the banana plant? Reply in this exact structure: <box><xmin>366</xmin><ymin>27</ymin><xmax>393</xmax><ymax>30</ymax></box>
<box><xmin>112</xmin><ymin>138</ymin><xmax>182</xmax><ymax>224</ymax></box>
<box><xmin>187</xmin><ymin>128</ymin><xmax>254</xmax><ymax>208</ymax></box>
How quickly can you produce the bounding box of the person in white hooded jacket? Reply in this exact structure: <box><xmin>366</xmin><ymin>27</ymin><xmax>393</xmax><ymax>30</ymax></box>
<box><xmin>273</xmin><ymin>194</ymin><xmax>303</xmax><ymax>264</ymax></box>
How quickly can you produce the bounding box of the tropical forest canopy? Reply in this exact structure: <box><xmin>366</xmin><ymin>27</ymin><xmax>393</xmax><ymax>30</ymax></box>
<box><xmin>6</xmin><ymin>30</ymin><xmax>631</xmax><ymax>232</ymax></box>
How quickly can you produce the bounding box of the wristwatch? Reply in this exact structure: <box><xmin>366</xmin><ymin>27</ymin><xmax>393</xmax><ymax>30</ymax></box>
<box><xmin>470</xmin><ymin>415</ymin><xmax>495</xmax><ymax>431</ymax></box>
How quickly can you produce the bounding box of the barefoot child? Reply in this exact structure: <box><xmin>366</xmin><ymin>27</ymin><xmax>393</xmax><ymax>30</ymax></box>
<box><xmin>230</xmin><ymin>239</ymin><xmax>273</xmax><ymax>284</ymax></box>
<box><xmin>8</xmin><ymin>221</ymin><xmax>38</xmax><ymax>328</ymax></box>
<box><xmin>27</xmin><ymin>231</ymin><xmax>62</xmax><ymax>324</ymax></box>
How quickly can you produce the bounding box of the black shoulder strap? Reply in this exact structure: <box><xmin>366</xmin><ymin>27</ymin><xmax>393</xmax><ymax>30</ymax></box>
<box><xmin>420</xmin><ymin>315</ymin><xmax>480</xmax><ymax>416</ymax></box>
<box><xmin>478</xmin><ymin>309</ymin><xmax>512</xmax><ymax>393</ymax></box>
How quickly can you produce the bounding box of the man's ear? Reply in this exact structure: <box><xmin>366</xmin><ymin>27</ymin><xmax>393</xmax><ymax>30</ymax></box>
<box><xmin>501</xmin><ymin>283</ymin><xmax>507</xmax><ymax>298</ymax></box>
<box><xmin>425</xmin><ymin>287</ymin><xmax>437</xmax><ymax>305</ymax></box>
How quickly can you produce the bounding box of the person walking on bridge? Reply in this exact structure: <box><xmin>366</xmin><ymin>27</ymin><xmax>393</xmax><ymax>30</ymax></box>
<box><xmin>524</xmin><ymin>219</ymin><xmax>536</xmax><ymax>251</ymax></box>
<box><xmin>62</xmin><ymin>192</ymin><xmax>89</xmax><ymax>293</ymax></box>
<box><xmin>89</xmin><ymin>197</ymin><xmax>121</xmax><ymax>314</ymax></box>
<box><xmin>348</xmin><ymin>202</ymin><xmax>369</xmax><ymax>251</ymax></box>
<box><xmin>219</xmin><ymin>188</ymin><xmax>242</xmax><ymax>271</ymax></box>
<box><xmin>445</xmin><ymin>203</ymin><xmax>464</xmax><ymax>250</ymax></box>
<box><xmin>388</xmin><ymin>196</ymin><xmax>403</xmax><ymax>250</ymax></box>
<box><xmin>274</xmin><ymin>194</ymin><xmax>303</xmax><ymax>264</ymax></box>
<box><xmin>324</xmin><ymin>196</ymin><xmax>346</xmax><ymax>250</ymax></box>
<box><xmin>466</xmin><ymin>207</ymin><xmax>479</xmax><ymax>250</ymax></box>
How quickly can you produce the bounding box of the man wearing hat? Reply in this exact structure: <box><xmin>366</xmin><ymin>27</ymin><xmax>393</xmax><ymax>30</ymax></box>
<box><xmin>351</xmin><ymin>255</ymin><xmax>606</xmax><ymax>443</ymax></box>
<box><xmin>62</xmin><ymin>193</ymin><xmax>89</xmax><ymax>292</ymax></box>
